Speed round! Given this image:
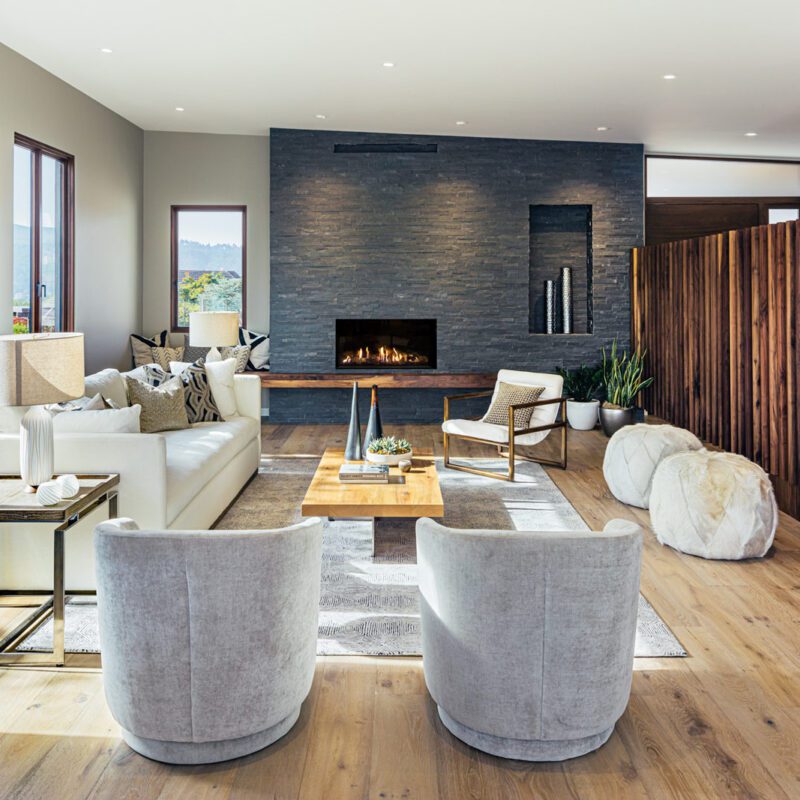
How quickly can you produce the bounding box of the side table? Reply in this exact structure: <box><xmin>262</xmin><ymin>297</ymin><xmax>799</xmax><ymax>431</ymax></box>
<box><xmin>0</xmin><ymin>474</ymin><xmax>119</xmax><ymax>666</ymax></box>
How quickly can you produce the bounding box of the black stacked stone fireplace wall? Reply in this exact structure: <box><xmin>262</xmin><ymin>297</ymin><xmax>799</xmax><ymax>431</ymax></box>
<box><xmin>270</xmin><ymin>128</ymin><xmax>644</xmax><ymax>423</ymax></box>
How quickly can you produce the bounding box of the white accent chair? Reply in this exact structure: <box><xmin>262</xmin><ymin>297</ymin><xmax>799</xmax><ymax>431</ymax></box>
<box><xmin>442</xmin><ymin>370</ymin><xmax>567</xmax><ymax>480</ymax></box>
<box><xmin>416</xmin><ymin>517</ymin><xmax>643</xmax><ymax>760</ymax></box>
<box><xmin>95</xmin><ymin>517</ymin><xmax>324</xmax><ymax>765</ymax></box>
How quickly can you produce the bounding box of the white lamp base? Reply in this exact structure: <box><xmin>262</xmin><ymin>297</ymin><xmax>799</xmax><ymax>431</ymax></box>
<box><xmin>205</xmin><ymin>346</ymin><xmax>222</xmax><ymax>363</ymax></box>
<box><xmin>20</xmin><ymin>405</ymin><xmax>54</xmax><ymax>491</ymax></box>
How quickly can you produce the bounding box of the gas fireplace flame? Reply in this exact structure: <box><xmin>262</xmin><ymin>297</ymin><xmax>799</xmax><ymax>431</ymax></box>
<box><xmin>341</xmin><ymin>343</ymin><xmax>429</xmax><ymax>366</ymax></box>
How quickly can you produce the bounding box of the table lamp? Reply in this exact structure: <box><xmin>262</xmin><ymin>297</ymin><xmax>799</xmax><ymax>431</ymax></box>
<box><xmin>0</xmin><ymin>333</ymin><xmax>85</xmax><ymax>491</ymax></box>
<box><xmin>189</xmin><ymin>311</ymin><xmax>239</xmax><ymax>362</ymax></box>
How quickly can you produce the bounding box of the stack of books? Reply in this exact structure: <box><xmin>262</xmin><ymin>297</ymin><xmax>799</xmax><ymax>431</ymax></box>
<box><xmin>338</xmin><ymin>463</ymin><xmax>390</xmax><ymax>484</ymax></box>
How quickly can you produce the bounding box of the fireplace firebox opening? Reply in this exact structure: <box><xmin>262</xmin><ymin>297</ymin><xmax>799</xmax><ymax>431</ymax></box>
<box><xmin>336</xmin><ymin>319</ymin><xmax>437</xmax><ymax>370</ymax></box>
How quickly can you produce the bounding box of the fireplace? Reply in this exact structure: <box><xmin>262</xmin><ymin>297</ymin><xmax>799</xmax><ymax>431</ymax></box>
<box><xmin>336</xmin><ymin>319</ymin><xmax>437</xmax><ymax>369</ymax></box>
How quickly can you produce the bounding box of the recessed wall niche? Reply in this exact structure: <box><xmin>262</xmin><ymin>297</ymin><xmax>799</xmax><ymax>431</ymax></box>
<box><xmin>528</xmin><ymin>204</ymin><xmax>593</xmax><ymax>334</ymax></box>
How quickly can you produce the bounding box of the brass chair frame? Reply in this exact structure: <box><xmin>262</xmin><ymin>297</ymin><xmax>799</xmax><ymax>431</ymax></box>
<box><xmin>443</xmin><ymin>391</ymin><xmax>568</xmax><ymax>481</ymax></box>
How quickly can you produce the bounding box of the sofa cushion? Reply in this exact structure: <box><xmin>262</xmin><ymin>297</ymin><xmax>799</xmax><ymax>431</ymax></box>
<box><xmin>53</xmin><ymin>405</ymin><xmax>142</xmax><ymax>433</ymax></box>
<box><xmin>84</xmin><ymin>369</ymin><xmax>130</xmax><ymax>409</ymax></box>
<box><xmin>163</xmin><ymin>417</ymin><xmax>260</xmax><ymax>523</ymax></box>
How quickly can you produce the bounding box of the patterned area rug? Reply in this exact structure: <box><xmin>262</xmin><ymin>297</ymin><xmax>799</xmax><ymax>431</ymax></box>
<box><xmin>18</xmin><ymin>456</ymin><xmax>685</xmax><ymax>657</ymax></box>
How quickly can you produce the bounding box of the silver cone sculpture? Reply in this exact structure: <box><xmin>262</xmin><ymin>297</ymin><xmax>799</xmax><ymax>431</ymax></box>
<box><xmin>364</xmin><ymin>384</ymin><xmax>383</xmax><ymax>449</ymax></box>
<box><xmin>344</xmin><ymin>382</ymin><xmax>363</xmax><ymax>461</ymax></box>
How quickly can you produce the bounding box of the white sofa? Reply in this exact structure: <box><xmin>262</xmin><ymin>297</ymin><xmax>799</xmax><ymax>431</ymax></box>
<box><xmin>0</xmin><ymin>369</ymin><xmax>262</xmax><ymax>590</ymax></box>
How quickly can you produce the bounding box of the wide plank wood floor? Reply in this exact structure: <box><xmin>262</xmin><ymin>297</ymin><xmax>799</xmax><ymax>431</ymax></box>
<box><xmin>1</xmin><ymin>423</ymin><xmax>799</xmax><ymax>799</ymax></box>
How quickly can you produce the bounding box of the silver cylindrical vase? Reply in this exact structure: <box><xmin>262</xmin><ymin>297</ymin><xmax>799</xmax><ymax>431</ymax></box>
<box><xmin>561</xmin><ymin>267</ymin><xmax>572</xmax><ymax>334</ymax></box>
<box><xmin>545</xmin><ymin>280</ymin><xmax>556</xmax><ymax>334</ymax></box>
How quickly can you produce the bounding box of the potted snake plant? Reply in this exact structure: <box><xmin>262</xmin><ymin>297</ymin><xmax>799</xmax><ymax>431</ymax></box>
<box><xmin>556</xmin><ymin>364</ymin><xmax>603</xmax><ymax>430</ymax></box>
<box><xmin>599</xmin><ymin>340</ymin><xmax>654</xmax><ymax>437</ymax></box>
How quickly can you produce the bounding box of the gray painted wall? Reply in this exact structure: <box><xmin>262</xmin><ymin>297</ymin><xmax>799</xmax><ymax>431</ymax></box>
<box><xmin>0</xmin><ymin>43</ymin><xmax>143</xmax><ymax>372</ymax></box>
<box><xmin>142</xmin><ymin>132</ymin><xmax>270</xmax><ymax>337</ymax></box>
<box><xmin>270</xmin><ymin>128</ymin><xmax>644</xmax><ymax>422</ymax></box>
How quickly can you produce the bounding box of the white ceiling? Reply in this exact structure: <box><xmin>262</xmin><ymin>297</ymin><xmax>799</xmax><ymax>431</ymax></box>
<box><xmin>3</xmin><ymin>0</ymin><xmax>800</xmax><ymax>157</ymax></box>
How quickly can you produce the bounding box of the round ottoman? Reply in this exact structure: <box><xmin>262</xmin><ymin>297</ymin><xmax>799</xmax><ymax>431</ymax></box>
<box><xmin>650</xmin><ymin>450</ymin><xmax>778</xmax><ymax>560</ymax></box>
<box><xmin>602</xmin><ymin>423</ymin><xmax>703</xmax><ymax>509</ymax></box>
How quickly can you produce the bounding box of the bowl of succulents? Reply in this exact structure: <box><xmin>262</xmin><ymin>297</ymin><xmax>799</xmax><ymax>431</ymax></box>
<box><xmin>365</xmin><ymin>436</ymin><xmax>413</xmax><ymax>466</ymax></box>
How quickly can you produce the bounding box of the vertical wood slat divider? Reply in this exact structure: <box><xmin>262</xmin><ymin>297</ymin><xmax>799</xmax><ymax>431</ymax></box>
<box><xmin>632</xmin><ymin>219</ymin><xmax>800</xmax><ymax>518</ymax></box>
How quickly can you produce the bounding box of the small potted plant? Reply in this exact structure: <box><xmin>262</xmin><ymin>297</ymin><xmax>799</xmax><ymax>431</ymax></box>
<box><xmin>556</xmin><ymin>364</ymin><xmax>603</xmax><ymax>430</ymax></box>
<box><xmin>365</xmin><ymin>435</ymin><xmax>413</xmax><ymax>466</ymax></box>
<box><xmin>599</xmin><ymin>340</ymin><xmax>654</xmax><ymax>437</ymax></box>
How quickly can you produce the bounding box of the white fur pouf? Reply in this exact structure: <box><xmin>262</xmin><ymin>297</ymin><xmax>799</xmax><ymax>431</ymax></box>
<box><xmin>602</xmin><ymin>423</ymin><xmax>703</xmax><ymax>509</ymax></box>
<box><xmin>650</xmin><ymin>450</ymin><xmax>778</xmax><ymax>560</ymax></box>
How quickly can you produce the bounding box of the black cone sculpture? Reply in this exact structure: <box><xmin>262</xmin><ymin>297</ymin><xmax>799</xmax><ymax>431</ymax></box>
<box><xmin>344</xmin><ymin>382</ymin><xmax>362</xmax><ymax>461</ymax></box>
<box><xmin>364</xmin><ymin>384</ymin><xmax>383</xmax><ymax>449</ymax></box>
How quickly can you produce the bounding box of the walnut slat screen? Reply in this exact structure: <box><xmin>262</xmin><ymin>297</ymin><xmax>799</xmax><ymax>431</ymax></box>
<box><xmin>631</xmin><ymin>220</ymin><xmax>800</xmax><ymax>517</ymax></box>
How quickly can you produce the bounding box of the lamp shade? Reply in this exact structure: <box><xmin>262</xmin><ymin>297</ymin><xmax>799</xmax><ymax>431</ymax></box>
<box><xmin>0</xmin><ymin>333</ymin><xmax>84</xmax><ymax>407</ymax></box>
<box><xmin>189</xmin><ymin>312</ymin><xmax>239</xmax><ymax>348</ymax></box>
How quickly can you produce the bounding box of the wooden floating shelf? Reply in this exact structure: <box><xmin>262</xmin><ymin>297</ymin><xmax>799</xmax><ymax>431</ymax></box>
<box><xmin>255</xmin><ymin>372</ymin><xmax>497</xmax><ymax>389</ymax></box>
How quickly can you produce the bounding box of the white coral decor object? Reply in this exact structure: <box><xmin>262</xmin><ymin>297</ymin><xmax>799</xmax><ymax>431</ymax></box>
<box><xmin>602</xmin><ymin>423</ymin><xmax>703</xmax><ymax>509</ymax></box>
<box><xmin>650</xmin><ymin>450</ymin><xmax>778</xmax><ymax>560</ymax></box>
<box><xmin>36</xmin><ymin>480</ymin><xmax>63</xmax><ymax>506</ymax></box>
<box><xmin>56</xmin><ymin>474</ymin><xmax>80</xmax><ymax>498</ymax></box>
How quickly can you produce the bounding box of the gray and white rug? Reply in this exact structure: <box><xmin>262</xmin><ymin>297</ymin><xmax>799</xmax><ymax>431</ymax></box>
<box><xmin>19</xmin><ymin>457</ymin><xmax>686</xmax><ymax>658</ymax></box>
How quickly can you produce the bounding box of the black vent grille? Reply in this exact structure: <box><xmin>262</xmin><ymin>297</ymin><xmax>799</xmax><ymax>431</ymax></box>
<box><xmin>333</xmin><ymin>143</ymin><xmax>438</xmax><ymax>154</ymax></box>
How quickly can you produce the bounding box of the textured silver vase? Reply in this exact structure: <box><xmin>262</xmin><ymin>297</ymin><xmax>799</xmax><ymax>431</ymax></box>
<box><xmin>545</xmin><ymin>280</ymin><xmax>556</xmax><ymax>334</ymax></box>
<box><xmin>561</xmin><ymin>267</ymin><xmax>572</xmax><ymax>334</ymax></box>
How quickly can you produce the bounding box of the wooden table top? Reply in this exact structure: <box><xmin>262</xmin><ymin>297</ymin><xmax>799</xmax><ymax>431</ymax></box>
<box><xmin>0</xmin><ymin>474</ymin><xmax>120</xmax><ymax>523</ymax></box>
<box><xmin>301</xmin><ymin>449</ymin><xmax>444</xmax><ymax>519</ymax></box>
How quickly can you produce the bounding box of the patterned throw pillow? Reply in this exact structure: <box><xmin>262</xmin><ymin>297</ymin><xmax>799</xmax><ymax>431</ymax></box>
<box><xmin>483</xmin><ymin>382</ymin><xmax>545</xmax><ymax>428</ymax></box>
<box><xmin>220</xmin><ymin>344</ymin><xmax>250</xmax><ymax>373</ymax></box>
<box><xmin>126</xmin><ymin>377</ymin><xmax>189</xmax><ymax>433</ymax></box>
<box><xmin>183</xmin><ymin>344</ymin><xmax>211</xmax><ymax>363</ymax></box>
<box><xmin>239</xmin><ymin>327</ymin><xmax>269</xmax><ymax>370</ymax></box>
<box><xmin>136</xmin><ymin>363</ymin><xmax>170</xmax><ymax>387</ymax></box>
<box><xmin>150</xmin><ymin>346</ymin><xmax>185</xmax><ymax>371</ymax></box>
<box><xmin>179</xmin><ymin>359</ymin><xmax>222</xmax><ymax>423</ymax></box>
<box><xmin>129</xmin><ymin>330</ymin><xmax>168</xmax><ymax>368</ymax></box>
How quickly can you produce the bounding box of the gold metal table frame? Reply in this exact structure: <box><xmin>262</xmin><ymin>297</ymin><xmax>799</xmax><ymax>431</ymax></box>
<box><xmin>0</xmin><ymin>475</ymin><xmax>119</xmax><ymax>667</ymax></box>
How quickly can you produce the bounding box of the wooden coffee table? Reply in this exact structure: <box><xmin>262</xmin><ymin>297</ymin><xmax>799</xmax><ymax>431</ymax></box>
<box><xmin>301</xmin><ymin>448</ymin><xmax>444</xmax><ymax>553</ymax></box>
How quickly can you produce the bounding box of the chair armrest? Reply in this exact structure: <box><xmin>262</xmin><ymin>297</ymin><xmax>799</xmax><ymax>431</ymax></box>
<box><xmin>508</xmin><ymin>397</ymin><xmax>566</xmax><ymax>437</ymax></box>
<box><xmin>233</xmin><ymin>374</ymin><xmax>262</xmax><ymax>424</ymax></box>
<box><xmin>443</xmin><ymin>390</ymin><xmax>493</xmax><ymax>422</ymax></box>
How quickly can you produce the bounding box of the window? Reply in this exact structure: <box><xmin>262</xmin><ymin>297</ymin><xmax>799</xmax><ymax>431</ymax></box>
<box><xmin>171</xmin><ymin>206</ymin><xmax>247</xmax><ymax>331</ymax></box>
<box><xmin>13</xmin><ymin>135</ymin><xmax>74</xmax><ymax>333</ymax></box>
<box><xmin>768</xmin><ymin>207</ymin><xmax>800</xmax><ymax>224</ymax></box>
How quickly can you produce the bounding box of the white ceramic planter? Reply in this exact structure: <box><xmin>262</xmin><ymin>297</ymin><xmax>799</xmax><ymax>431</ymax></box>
<box><xmin>566</xmin><ymin>400</ymin><xmax>600</xmax><ymax>431</ymax></box>
<box><xmin>365</xmin><ymin>449</ymin><xmax>413</xmax><ymax>467</ymax></box>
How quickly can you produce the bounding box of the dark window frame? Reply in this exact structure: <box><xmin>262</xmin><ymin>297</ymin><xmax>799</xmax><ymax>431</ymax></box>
<box><xmin>170</xmin><ymin>204</ymin><xmax>248</xmax><ymax>333</ymax></box>
<box><xmin>14</xmin><ymin>133</ymin><xmax>75</xmax><ymax>332</ymax></box>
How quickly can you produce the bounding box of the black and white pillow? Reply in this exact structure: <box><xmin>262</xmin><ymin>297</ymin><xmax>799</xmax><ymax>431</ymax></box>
<box><xmin>179</xmin><ymin>359</ymin><xmax>222</xmax><ymax>423</ymax></box>
<box><xmin>238</xmin><ymin>327</ymin><xmax>269</xmax><ymax>370</ymax></box>
<box><xmin>128</xmin><ymin>363</ymin><xmax>170</xmax><ymax>387</ymax></box>
<box><xmin>130</xmin><ymin>330</ymin><xmax>169</xmax><ymax>368</ymax></box>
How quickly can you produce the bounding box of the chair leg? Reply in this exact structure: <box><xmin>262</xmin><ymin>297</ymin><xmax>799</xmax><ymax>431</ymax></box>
<box><xmin>441</xmin><ymin>434</ymin><xmax>513</xmax><ymax>481</ymax></box>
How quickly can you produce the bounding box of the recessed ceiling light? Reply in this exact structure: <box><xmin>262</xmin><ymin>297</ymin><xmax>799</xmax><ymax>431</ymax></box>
<box><xmin>315</xmin><ymin>114</ymin><xmax>327</xmax><ymax>120</ymax></box>
<box><xmin>382</xmin><ymin>62</ymin><xmax>395</xmax><ymax>68</ymax></box>
<box><xmin>455</xmin><ymin>120</ymin><xmax>467</xmax><ymax>126</ymax></box>
<box><xmin>175</xmin><ymin>107</ymin><xmax>185</xmax><ymax>112</ymax></box>
<box><xmin>663</xmin><ymin>74</ymin><xmax>676</xmax><ymax>80</ymax></box>
<box><xmin>100</xmin><ymin>48</ymin><xmax>113</xmax><ymax>54</ymax></box>
<box><xmin>596</xmin><ymin>126</ymin><xmax>610</xmax><ymax>131</ymax></box>
<box><xmin>745</xmin><ymin>131</ymin><xmax>758</xmax><ymax>137</ymax></box>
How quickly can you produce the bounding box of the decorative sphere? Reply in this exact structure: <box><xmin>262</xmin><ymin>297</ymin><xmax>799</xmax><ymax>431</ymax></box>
<box><xmin>36</xmin><ymin>480</ymin><xmax>63</xmax><ymax>506</ymax></box>
<box><xmin>56</xmin><ymin>474</ymin><xmax>80</xmax><ymax>498</ymax></box>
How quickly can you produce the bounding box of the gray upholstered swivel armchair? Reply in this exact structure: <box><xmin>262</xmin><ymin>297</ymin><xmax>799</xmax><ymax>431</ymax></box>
<box><xmin>416</xmin><ymin>517</ymin><xmax>643</xmax><ymax>761</ymax></box>
<box><xmin>94</xmin><ymin>517</ymin><xmax>324</xmax><ymax>764</ymax></box>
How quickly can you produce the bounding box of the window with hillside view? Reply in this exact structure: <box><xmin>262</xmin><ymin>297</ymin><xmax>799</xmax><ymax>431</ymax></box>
<box><xmin>13</xmin><ymin>135</ymin><xmax>74</xmax><ymax>333</ymax></box>
<box><xmin>171</xmin><ymin>206</ymin><xmax>246</xmax><ymax>331</ymax></box>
